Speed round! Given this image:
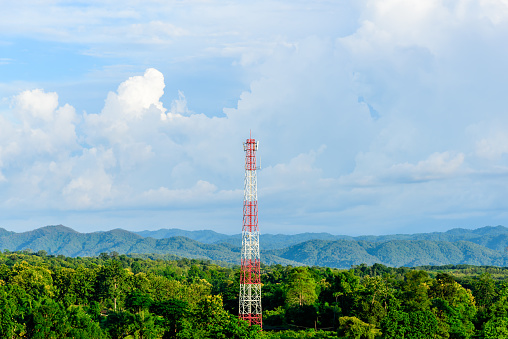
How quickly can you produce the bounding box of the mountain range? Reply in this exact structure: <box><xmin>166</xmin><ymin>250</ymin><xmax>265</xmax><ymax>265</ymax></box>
<box><xmin>1</xmin><ymin>225</ymin><xmax>508</xmax><ymax>268</ymax></box>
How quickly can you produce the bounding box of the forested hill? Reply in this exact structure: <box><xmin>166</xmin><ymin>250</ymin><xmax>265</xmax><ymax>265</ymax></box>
<box><xmin>135</xmin><ymin>228</ymin><xmax>231</xmax><ymax>244</ymax></box>
<box><xmin>268</xmin><ymin>239</ymin><xmax>508</xmax><ymax>267</ymax></box>
<box><xmin>1</xmin><ymin>225</ymin><xmax>508</xmax><ymax>268</ymax></box>
<box><xmin>137</xmin><ymin>225</ymin><xmax>508</xmax><ymax>251</ymax></box>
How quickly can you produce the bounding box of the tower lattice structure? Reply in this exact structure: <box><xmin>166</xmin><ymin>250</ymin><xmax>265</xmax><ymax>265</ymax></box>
<box><xmin>239</xmin><ymin>137</ymin><xmax>262</xmax><ymax>328</ymax></box>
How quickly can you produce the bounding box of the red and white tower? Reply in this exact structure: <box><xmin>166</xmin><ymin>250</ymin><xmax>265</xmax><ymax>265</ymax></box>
<box><xmin>239</xmin><ymin>137</ymin><xmax>262</xmax><ymax>328</ymax></box>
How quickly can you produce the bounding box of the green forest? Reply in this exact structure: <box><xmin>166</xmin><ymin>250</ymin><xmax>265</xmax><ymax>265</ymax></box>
<box><xmin>1</xmin><ymin>250</ymin><xmax>508</xmax><ymax>338</ymax></box>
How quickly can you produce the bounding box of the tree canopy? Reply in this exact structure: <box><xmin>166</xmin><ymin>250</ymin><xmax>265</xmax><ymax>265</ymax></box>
<box><xmin>0</xmin><ymin>250</ymin><xmax>508</xmax><ymax>338</ymax></box>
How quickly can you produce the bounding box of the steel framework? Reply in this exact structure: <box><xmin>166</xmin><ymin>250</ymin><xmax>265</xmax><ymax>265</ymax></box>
<box><xmin>239</xmin><ymin>137</ymin><xmax>262</xmax><ymax>328</ymax></box>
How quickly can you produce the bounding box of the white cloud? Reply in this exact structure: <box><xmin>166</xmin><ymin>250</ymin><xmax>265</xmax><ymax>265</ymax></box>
<box><xmin>0</xmin><ymin>58</ymin><xmax>13</xmax><ymax>67</ymax></box>
<box><xmin>1</xmin><ymin>89</ymin><xmax>79</xmax><ymax>162</ymax></box>
<box><xmin>14</xmin><ymin>89</ymin><xmax>59</xmax><ymax>122</ymax></box>
<box><xmin>53</xmin><ymin>147</ymin><xmax>116</xmax><ymax>209</ymax></box>
<box><xmin>262</xmin><ymin>146</ymin><xmax>326</xmax><ymax>192</ymax></box>
<box><xmin>476</xmin><ymin>134</ymin><xmax>508</xmax><ymax>159</ymax></box>
<box><xmin>105</xmin><ymin>68</ymin><xmax>165</xmax><ymax>119</ymax></box>
<box><xmin>62</xmin><ymin>170</ymin><xmax>114</xmax><ymax>209</ymax></box>
<box><xmin>162</xmin><ymin>90</ymin><xmax>192</xmax><ymax>120</ymax></box>
<box><xmin>141</xmin><ymin>180</ymin><xmax>241</xmax><ymax>206</ymax></box>
<box><xmin>127</xmin><ymin>21</ymin><xmax>189</xmax><ymax>42</ymax></box>
<box><xmin>83</xmin><ymin>68</ymin><xmax>167</xmax><ymax>171</ymax></box>
<box><xmin>344</xmin><ymin>0</ymin><xmax>508</xmax><ymax>58</ymax></box>
<box><xmin>386</xmin><ymin>152</ymin><xmax>465</xmax><ymax>182</ymax></box>
<box><xmin>476</xmin><ymin>133</ymin><xmax>508</xmax><ymax>160</ymax></box>
<box><xmin>338</xmin><ymin>151</ymin><xmax>466</xmax><ymax>188</ymax></box>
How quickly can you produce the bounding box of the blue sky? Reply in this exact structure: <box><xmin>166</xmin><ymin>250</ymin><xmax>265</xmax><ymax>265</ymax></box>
<box><xmin>1</xmin><ymin>0</ymin><xmax>508</xmax><ymax>235</ymax></box>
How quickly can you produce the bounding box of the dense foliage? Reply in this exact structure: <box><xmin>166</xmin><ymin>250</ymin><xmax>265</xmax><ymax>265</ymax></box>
<box><xmin>1</xmin><ymin>251</ymin><xmax>508</xmax><ymax>338</ymax></box>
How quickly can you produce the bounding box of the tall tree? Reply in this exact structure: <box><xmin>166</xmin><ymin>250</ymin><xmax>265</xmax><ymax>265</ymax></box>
<box><xmin>473</xmin><ymin>273</ymin><xmax>496</xmax><ymax>309</ymax></box>
<box><xmin>285</xmin><ymin>267</ymin><xmax>318</xmax><ymax>307</ymax></box>
<box><xmin>400</xmin><ymin>270</ymin><xmax>431</xmax><ymax>311</ymax></box>
<box><xmin>150</xmin><ymin>298</ymin><xmax>188</xmax><ymax>338</ymax></box>
<box><xmin>95</xmin><ymin>260</ymin><xmax>129</xmax><ymax>311</ymax></box>
<box><xmin>429</xmin><ymin>273</ymin><xmax>476</xmax><ymax>339</ymax></box>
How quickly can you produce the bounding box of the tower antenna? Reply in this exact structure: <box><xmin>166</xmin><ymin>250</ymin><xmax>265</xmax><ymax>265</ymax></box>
<box><xmin>239</xmin><ymin>136</ymin><xmax>262</xmax><ymax>328</ymax></box>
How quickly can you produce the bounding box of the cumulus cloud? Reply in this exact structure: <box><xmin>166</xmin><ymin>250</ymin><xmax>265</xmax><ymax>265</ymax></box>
<box><xmin>14</xmin><ymin>89</ymin><xmax>59</xmax><ymax>122</ymax></box>
<box><xmin>2</xmin><ymin>89</ymin><xmax>79</xmax><ymax>162</ymax></box>
<box><xmin>61</xmin><ymin>147</ymin><xmax>117</xmax><ymax>209</ymax></box>
<box><xmin>102</xmin><ymin>68</ymin><xmax>165</xmax><ymax>119</ymax></box>
<box><xmin>83</xmin><ymin>69</ymin><xmax>167</xmax><ymax>171</ymax></box>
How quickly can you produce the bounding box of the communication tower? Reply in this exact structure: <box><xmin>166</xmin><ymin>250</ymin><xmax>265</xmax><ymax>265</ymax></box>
<box><xmin>239</xmin><ymin>137</ymin><xmax>262</xmax><ymax>328</ymax></box>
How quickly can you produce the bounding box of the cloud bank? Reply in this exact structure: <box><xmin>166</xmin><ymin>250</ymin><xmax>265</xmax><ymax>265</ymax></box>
<box><xmin>1</xmin><ymin>0</ymin><xmax>508</xmax><ymax>234</ymax></box>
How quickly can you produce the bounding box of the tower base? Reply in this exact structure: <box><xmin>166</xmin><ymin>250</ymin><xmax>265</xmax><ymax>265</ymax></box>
<box><xmin>239</xmin><ymin>313</ymin><xmax>262</xmax><ymax>327</ymax></box>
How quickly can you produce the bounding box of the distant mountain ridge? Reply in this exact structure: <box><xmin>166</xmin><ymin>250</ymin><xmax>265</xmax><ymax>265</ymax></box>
<box><xmin>135</xmin><ymin>225</ymin><xmax>508</xmax><ymax>251</ymax></box>
<box><xmin>135</xmin><ymin>229</ymin><xmax>354</xmax><ymax>249</ymax></box>
<box><xmin>135</xmin><ymin>228</ymin><xmax>231</xmax><ymax>244</ymax></box>
<box><xmin>268</xmin><ymin>238</ymin><xmax>508</xmax><ymax>268</ymax></box>
<box><xmin>0</xmin><ymin>225</ymin><xmax>507</xmax><ymax>268</ymax></box>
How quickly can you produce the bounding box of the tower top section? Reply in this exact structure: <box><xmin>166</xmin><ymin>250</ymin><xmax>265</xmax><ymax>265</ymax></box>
<box><xmin>243</xmin><ymin>138</ymin><xmax>259</xmax><ymax>171</ymax></box>
<box><xmin>243</xmin><ymin>138</ymin><xmax>258</xmax><ymax>151</ymax></box>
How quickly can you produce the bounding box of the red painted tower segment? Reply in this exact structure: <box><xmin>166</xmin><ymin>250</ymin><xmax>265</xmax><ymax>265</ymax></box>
<box><xmin>239</xmin><ymin>137</ymin><xmax>262</xmax><ymax>327</ymax></box>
